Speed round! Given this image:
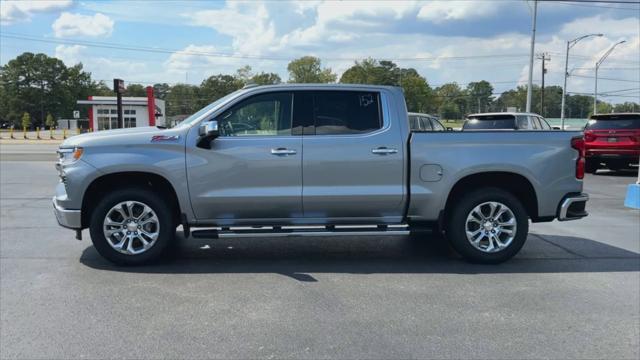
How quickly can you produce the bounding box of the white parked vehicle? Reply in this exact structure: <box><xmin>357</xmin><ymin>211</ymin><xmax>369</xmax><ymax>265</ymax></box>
<box><xmin>464</xmin><ymin>112</ymin><xmax>553</xmax><ymax>131</ymax></box>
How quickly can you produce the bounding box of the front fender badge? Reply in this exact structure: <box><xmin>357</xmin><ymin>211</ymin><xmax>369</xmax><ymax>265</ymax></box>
<box><xmin>151</xmin><ymin>135</ymin><xmax>180</xmax><ymax>142</ymax></box>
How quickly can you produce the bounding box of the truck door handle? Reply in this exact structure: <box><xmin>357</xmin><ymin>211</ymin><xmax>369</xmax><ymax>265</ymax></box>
<box><xmin>371</xmin><ymin>147</ymin><xmax>398</xmax><ymax>155</ymax></box>
<box><xmin>271</xmin><ymin>148</ymin><xmax>297</xmax><ymax>156</ymax></box>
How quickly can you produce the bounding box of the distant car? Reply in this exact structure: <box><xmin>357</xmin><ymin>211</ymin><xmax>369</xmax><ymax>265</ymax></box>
<box><xmin>584</xmin><ymin>113</ymin><xmax>640</xmax><ymax>173</ymax></box>
<box><xmin>408</xmin><ymin>112</ymin><xmax>450</xmax><ymax>131</ymax></box>
<box><xmin>463</xmin><ymin>112</ymin><xmax>553</xmax><ymax>131</ymax></box>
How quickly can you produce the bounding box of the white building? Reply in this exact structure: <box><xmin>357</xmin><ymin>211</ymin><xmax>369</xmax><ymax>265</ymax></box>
<box><xmin>77</xmin><ymin>86</ymin><xmax>165</xmax><ymax>131</ymax></box>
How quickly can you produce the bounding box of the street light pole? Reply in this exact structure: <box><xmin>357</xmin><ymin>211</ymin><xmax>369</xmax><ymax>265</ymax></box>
<box><xmin>594</xmin><ymin>40</ymin><xmax>626</xmax><ymax>115</ymax></box>
<box><xmin>525</xmin><ymin>0</ymin><xmax>537</xmax><ymax>113</ymax></box>
<box><xmin>561</xmin><ymin>33</ymin><xmax>603</xmax><ymax>129</ymax></box>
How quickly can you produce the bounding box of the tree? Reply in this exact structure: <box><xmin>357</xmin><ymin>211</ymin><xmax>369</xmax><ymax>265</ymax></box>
<box><xmin>466</xmin><ymin>81</ymin><xmax>494</xmax><ymax>113</ymax></box>
<box><xmin>153</xmin><ymin>83</ymin><xmax>170</xmax><ymax>100</ymax></box>
<box><xmin>199</xmin><ymin>74</ymin><xmax>243</xmax><ymax>107</ymax></box>
<box><xmin>21</xmin><ymin>112</ymin><xmax>31</xmax><ymax>129</ymax></box>
<box><xmin>287</xmin><ymin>56</ymin><xmax>336</xmax><ymax>83</ymax></box>
<box><xmin>434</xmin><ymin>83</ymin><xmax>466</xmax><ymax>119</ymax></box>
<box><xmin>438</xmin><ymin>102</ymin><xmax>460</xmax><ymax>120</ymax></box>
<box><xmin>614</xmin><ymin>102</ymin><xmax>639</xmax><ymax>113</ymax></box>
<box><xmin>45</xmin><ymin>113</ymin><xmax>55</xmax><ymax>129</ymax></box>
<box><xmin>340</xmin><ymin>59</ymin><xmax>433</xmax><ymax>113</ymax></box>
<box><xmin>125</xmin><ymin>84</ymin><xmax>147</xmax><ymax>97</ymax></box>
<box><xmin>165</xmin><ymin>84</ymin><xmax>201</xmax><ymax>116</ymax></box>
<box><xmin>251</xmin><ymin>72</ymin><xmax>281</xmax><ymax>85</ymax></box>
<box><xmin>235</xmin><ymin>65</ymin><xmax>253</xmax><ymax>84</ymax></box>
<box><xmin>0</xmin><ymin>53</ymin><xmax>102</xmax><ymax>127</ymax></box>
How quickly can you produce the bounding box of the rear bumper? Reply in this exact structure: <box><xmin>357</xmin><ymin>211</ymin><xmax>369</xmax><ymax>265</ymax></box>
<box><xmin>586</xmin><ymin>148</ymin><xmax>640</xmax><ymax>158</ymax></box>
<box><xmin>557</xmin><ymin>193</ymin><xmax>589</xmax><ymax>221</ymax></box>
<box><xmin>53</xmin><ymin>197</ymin><xmax>82</xmax><ymax>229</ymax></box>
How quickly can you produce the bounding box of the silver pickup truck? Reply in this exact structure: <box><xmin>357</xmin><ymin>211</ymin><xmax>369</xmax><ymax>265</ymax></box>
<box><xmin>53</xmin><ymin>84</ymin><xmax>589</xmax><ymax>265</ymax></box>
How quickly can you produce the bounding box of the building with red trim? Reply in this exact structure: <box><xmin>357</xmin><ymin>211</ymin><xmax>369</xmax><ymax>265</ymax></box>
<box><xmin>77</xmin><ymin>86</ymin><xmax>165</xmax><ymax>131</ymax></box>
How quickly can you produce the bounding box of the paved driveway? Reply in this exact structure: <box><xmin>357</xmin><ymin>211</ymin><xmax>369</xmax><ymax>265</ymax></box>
<box><xmin>1</xmin><ymin>159</ymin><xmax>638</xmax><ymax>359</ymax></box>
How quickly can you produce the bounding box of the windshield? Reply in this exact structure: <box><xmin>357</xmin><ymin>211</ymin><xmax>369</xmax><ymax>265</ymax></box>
<box><xmin>464</xmin><ymin>115</ymin><xmax>516</xmax><ymax>130</ymax></box>
<box><xmin>585</xmin><ymin>115</ymin><xmax>640</xmax><ymax>130</ymax></box>
<box><xmin>174</xmin><ymin>89</ymin><xmax>246</xmax><ymax>128</ymax></box>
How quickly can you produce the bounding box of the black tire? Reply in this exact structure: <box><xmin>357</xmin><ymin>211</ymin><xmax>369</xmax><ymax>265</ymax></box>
<box><xmin>585</xmin><ymin>160</ymin><xmax>598</xmax><ymax>174</ymax></box>
<box><xmin>89</xmin><ymin>187</ymin><xmax>176</xmax><ymax>265</ymax></box>
<box><xmin>445</xmin><ymin>187</ymin><xmax>529</xmax><ymax>264</ymax></box>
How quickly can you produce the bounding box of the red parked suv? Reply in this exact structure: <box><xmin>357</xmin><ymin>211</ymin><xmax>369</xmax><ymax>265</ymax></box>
<box><xmin>584</xmin><ymin>113</ymin><xmax>640</xmax><ymax>173</ymax></box>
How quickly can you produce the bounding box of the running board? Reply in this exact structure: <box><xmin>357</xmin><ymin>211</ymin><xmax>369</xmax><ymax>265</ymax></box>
<box><xmin>191</xmin><ymin>225</ymin><xmax>410</xmax><ymax>239</ymax></box>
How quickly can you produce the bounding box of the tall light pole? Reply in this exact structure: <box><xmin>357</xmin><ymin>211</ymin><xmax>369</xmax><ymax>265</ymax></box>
<box><xmin>594</xmin><ymin>40</ymin><xmax>626</xmax><ymax>115</ymax></box>
<box><xmin>561</xmin><ymin>33</ymin><xmax>603</xmax><ymax>129</ymax></box>
<box><xmin>525</xmin><ymin>0</ymin><xmax>538</xmax><ymax>113</ymax></box>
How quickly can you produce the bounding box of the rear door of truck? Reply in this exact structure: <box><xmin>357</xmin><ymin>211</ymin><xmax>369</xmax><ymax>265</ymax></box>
<box><xmin>297</xmin><ymin>89</ymin><xmax>406</xmax><ymax>222</ymax></box>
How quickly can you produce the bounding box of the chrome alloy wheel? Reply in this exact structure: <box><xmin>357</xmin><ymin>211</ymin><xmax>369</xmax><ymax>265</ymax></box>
<box><xmin>465</xmin><ymin>201</ymin><xmax>517</xmax><ymax>253</ymax></box>
<box><xmin>103</xmin><ymin>201</ymin><xmax>160</xmax><ymax>255</ymax></box>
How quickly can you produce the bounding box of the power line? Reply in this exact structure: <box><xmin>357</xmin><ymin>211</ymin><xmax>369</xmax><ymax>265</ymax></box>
<box><xmin>571</xmin><ymin>74</ymin><xmax>640</xmax><ymax>82</ymax></box>
<box><xmin>0</xmin><ymin>32</ymin><xmax>531</xmax><ymax>62</ymax></box>
<box><xmin>553</xmin><ymin>1</ymin><xmax>640</xmax><ymax>10</ymax></box>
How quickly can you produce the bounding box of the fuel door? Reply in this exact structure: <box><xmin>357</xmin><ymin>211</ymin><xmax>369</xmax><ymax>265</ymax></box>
<box><xmin>420</xmin><ymin>164</ymin><xmax>443</xmax><ymax>182</ymax></box>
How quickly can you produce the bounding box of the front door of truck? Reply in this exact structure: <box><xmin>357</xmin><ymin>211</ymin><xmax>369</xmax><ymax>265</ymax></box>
<box><xmin>186</xmin><ymin>92</ymin><xmax>303</xmax><ymax>222</ymax></box>
<box><xmin>297</xmin><ymin>90</ymin><xmax>405</xmax><ymax>222</ymax></box>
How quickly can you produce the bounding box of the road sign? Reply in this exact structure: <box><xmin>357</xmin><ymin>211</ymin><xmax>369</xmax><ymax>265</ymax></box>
<box><xmin>73</xmin><ymin>110</ymin><xmax>80</xmax><ymax>119</ymax></box>
<box><xmin>113</xmin><ymin>79</ymin><xmax>125</xmax><ymax>94</ymax></box>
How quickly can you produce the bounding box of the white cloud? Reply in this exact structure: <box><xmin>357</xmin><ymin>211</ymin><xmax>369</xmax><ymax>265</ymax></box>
<box><xmin>0</xmin><ymin>0</ymin><xmax>72</xmax><ymax>25</ymax></box>
<box><xmin>55</xmin><ymin>44</ymin><xmax>86</xmax><ymax>65</ymax></box>
<box><xmin>417</xmin><ymin>1</ymin><xmax>497</xmax><ymax>23</ymax></box>
<box><xmin>52</xmin><ymin>12</ymin><xmax>114</xmax><ymax>37</ymax></box>
<box><xmin>164</xmin><ymin>44</ymin><xmax>280</xmax><ymax>83</ymax></box>
<box><xmin>560</xmin><ymin>15</ymin><xmax>640</xmax><ymax>39</ymax></box>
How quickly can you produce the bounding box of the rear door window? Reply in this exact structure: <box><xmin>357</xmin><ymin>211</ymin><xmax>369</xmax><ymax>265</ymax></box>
<box><xmin>420</xmin><ymin>117</ymin><xmax>433</xmax><ymax>131</ymax></box>
<box><xmin>516</xmin><ymin>115</ymin><xmax>529</xmax><ymax>130</ymax></box>
<box><xmin>409</xmin><ymin>115</ymin><xmax>421</xmax><ymax>131</ymax></box>
<box><xmin>431</xmin><ymin>119</ymin><xmax>446</xmax><ymax>131</ymax></box>
<box><xmin>529</xmin><ymin>116</ymin><xmax>541</xmax><ymax>130</ymax></box>
<box><xmin>313</xmin><ymin>91</ymin><xmax>382</xmax><ymax>135</ymax></box>
<box><xmin>538</xmin><ymin>117</ymin><xmax>552</xmax><ymax>130</ymax></box>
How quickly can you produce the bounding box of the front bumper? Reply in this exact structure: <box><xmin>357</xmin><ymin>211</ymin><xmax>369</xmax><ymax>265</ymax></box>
<box><xmin>53</xmin><ymin>197</ymin><xmax>81</xmax><ymax>229</ymax></box>
<box><xmin>557</xmin><ymin>193</ymin><xmax>589</xmax><ymax>221</ymax></box>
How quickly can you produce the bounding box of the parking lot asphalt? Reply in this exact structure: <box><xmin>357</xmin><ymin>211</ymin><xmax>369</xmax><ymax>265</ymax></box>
<box><xmin>1</xmin><ymin>156</ymin><xmax>639</xmax><ymax>359</ymax></box>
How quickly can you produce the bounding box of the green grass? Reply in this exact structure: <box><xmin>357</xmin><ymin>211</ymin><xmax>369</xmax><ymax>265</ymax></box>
<box><xmin>440</xmin><ymin>119</ymin><xmax>465</xmax><ymax>129</ymax></box>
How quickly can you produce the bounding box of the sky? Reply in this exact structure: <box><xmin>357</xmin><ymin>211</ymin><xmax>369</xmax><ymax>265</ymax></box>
<box><xmin>1</xmin><ymin>0</ymin><xmax>639</xmax><ymax>103</ymax></box>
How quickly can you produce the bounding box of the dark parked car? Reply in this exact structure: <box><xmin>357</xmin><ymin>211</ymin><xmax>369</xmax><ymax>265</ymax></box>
<box><xmin>463</xmin><ymin>112</ymin><xmax>553</xmax><ymax>131</ymax></box>
<box><xmin>584</xmin><ymin>113</ymin><xmax>640</xmax><ymax>173</ymax></box>
<box><xmin>408</xmin><ymin>112</ymin><xmax>450</xmax><ymax>131</ymax></box>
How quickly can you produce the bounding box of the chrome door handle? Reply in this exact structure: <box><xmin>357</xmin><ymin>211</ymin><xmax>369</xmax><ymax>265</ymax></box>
<box><xmin>372</xmin><ymin>147</ymin><xmax>398</xmax><ymax>155</ymax></box>
<box><xmin>271</xmin><ymin>148</ymin><xmax>297</xmax><ymax>155</ymax></box>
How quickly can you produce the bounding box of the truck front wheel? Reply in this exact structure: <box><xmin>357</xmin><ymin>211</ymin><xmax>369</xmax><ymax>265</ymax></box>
<box><xmin>446</xmin><ymin>188</ymin><xmax>528</xmax><ymax>264</ymax></box>
<box><xmin>89</xmin><ymin>188</ymin><xmax>175</xmax><ymax>265</ymax></box>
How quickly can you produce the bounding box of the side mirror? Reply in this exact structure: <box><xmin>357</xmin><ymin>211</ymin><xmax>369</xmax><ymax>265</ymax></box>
<box><xmin>552</xmin><ymin>126</ymin><xmax>561</xmax><ymax>130</ymax></box>
<box><xmin>197</xmin><ymin>120</ymin><xmax>219</xmax><ymax>149</ymax></box>
<box><xmin>446</xmin><ymin>127</ymin><xmax>453</xmax><ymax>131</ymax></box>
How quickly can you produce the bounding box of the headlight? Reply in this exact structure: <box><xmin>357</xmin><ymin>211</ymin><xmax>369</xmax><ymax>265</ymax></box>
<box><xmin>57</xmin><ymin>147</ymin><xmax>84</xmax><ymax>164</ymax></box>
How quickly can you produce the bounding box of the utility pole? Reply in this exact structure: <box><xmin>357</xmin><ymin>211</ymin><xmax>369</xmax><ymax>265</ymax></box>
<box><xmin>525</xmin><ymin>0</ymin><xmax>538</xmax><ymax>112</ymax></box>
<box><xmin>113</xmin><ymin>79</ymin><xmax>124</xmax><ymax>128</ymax></box>
<box><xmin>537</xmin><ymin>53</ymin><xmax>550</xmax><ymax>116</ymax></box>
<box><xmin>594</xmin><ymin>40</ymin><xmax>626</xmax><ymax>115</ymax></box>
<box><xmin>561</xmin><ymin>33</ymin><xmax>603</xmax><ymax>129</ymax></box>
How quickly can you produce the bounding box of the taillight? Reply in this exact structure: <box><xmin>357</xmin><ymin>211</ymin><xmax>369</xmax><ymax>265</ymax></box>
<box><xmin>583</xmin><ymin>130</ymin><xmax>596</xmax><ymax>142</ymax></box>
<box><xmin>571</xmin><ymin>136</ymin><xmax>585</xmax><ymax>179</ymax></box>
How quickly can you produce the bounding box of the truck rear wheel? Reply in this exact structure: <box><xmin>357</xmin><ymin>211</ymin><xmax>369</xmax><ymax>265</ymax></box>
<box><xmin>446</xmin><ymin>188</ymin><xmax>528</xmax><ymax>264</ymax></box>
<box><xmin>89</xmin><ymin>188</ymin><xmax>175</xmax><ymax>265</ymax></box>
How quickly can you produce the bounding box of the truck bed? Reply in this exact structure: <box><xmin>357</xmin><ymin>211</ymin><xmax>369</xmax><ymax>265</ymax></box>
<box><xmin>407</xmin><ymin>130</ymin><xmax>584</xmax><ymax>221</ymax></box>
